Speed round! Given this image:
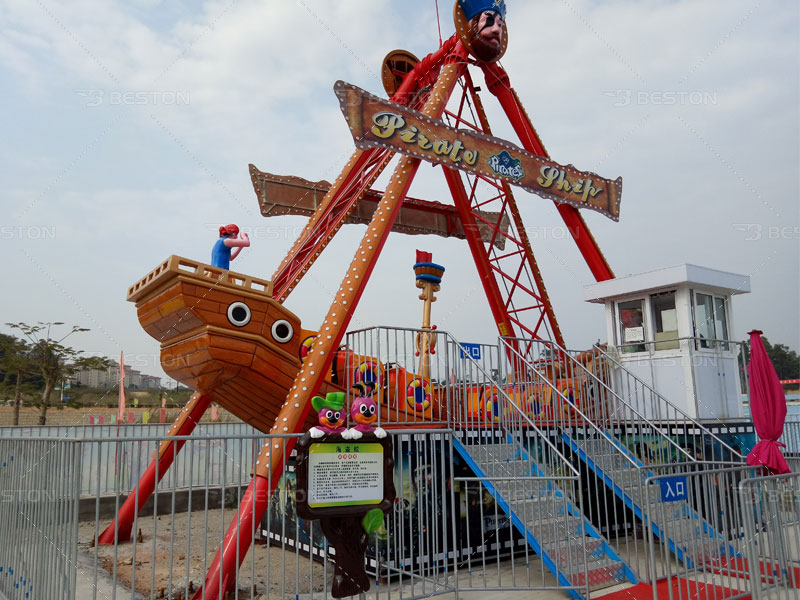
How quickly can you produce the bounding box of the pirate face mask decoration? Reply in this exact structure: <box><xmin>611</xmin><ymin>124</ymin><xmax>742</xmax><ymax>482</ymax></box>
<box><xmin>455</xmin><ymin>0</ymin><xmax>508</xmax><ymax>63</ymax></box>
<box><xmin>470</xmin><ymin>10</ymin><xmax>505</xmax><ymax>62</ymax></box>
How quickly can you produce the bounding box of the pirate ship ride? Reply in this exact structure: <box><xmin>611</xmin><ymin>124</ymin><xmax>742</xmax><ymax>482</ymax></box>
<box><xmin>102</xmin><ymin>1</ymin><xmax>642</xmax><ymax>596</ymax></box>
<box><xmin>126</xmin><ymin>254</ymin><xmax>441</xmax><ymax>431</ymax></box>
<box><xmin>126</xmin><ymin>255</ymin><xmax>342</xmax><ymax>431</ymax></box>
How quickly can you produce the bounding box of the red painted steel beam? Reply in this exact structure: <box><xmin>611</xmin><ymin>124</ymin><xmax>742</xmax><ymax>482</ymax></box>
<box><xmin>442</xmin><ymin>165</ymin><xmax>517</xmax><ymax>340</ymax></box>
<box><xmin>458</xmin><ymin>75</ymin><xmax>565</xmax><ymax>346</ymax></box>
<box><xmin>96</xmin><ymin>393</ymin><xmax>212</xmax><ymax>545</ymax></box>
<box><xmin>193</xmin><ymin>41</ymin><xmax>467</xmax><ymax>600</ymax></box>
<box><xmin>271</xmin><ymin>34</ymin><xmax>462</xmax><ymax>303</ymax></box>
<box><xmin>481</xmin><ymin>62</ymin><xmax>615</xmax><ymax>282</ymax></box>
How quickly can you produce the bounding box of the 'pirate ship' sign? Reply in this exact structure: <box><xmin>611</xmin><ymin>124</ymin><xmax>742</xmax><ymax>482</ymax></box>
<box><xmin>336</xmin><ymin>80</ymin><xmax>622</xmax><ymax>221</ymax></box>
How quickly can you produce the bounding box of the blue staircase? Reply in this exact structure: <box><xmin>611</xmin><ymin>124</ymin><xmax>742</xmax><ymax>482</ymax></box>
<box><xmin>451</xmin><ymin>429</ymin><xmax>637</xmax><ymax>597</ymax></box>
<box><xmin>563</xmin><ymin>434</ymin><xmax>738</xmax><ymax>570</ymax></box>
<box><xmin>499</xmin><ymin>336</ymin><xmax>744</xmax><ymax>578</ymax></box>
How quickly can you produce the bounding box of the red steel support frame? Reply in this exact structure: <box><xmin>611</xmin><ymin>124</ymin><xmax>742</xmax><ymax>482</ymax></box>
<box><xmin>96</xmin><ymin>393</ymin><xmax>212</xmax><ymax>545</ymax></box>
<box><xmin>452</xmin><ymin>72</ymin><xmax>564</xmax><ymax>346</ymax></box>
<box><xmin>192</xmin><ymin>40</ymin><xmax>468</xmax><ymax>600</ymax></box>
<box><xmin>481</xmin><ymin>62</ymin><xmax>615</xmax><ymax>282</ymax></box>
<box><xmin>270</xmin><ymin>35</ymin><xmax>461</xmax><ymax>302</ymax></box>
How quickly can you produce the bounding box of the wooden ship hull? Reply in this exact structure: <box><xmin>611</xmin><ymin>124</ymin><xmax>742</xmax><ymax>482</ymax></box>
<box><xmin>128</xmin><ymin>256</ymin><xmax>339</xmax><ymax>432</ymax></box>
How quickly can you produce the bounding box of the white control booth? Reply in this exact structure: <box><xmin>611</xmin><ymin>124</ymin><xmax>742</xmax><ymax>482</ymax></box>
<box><xmin>584</xmin><ymin>264</ymin><xmax>751</xmax><ymax>422</ymax></box>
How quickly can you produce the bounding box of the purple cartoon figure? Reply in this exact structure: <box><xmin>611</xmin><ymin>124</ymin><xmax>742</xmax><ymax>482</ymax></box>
<box><xmin>343</xmin><ymin>383</ymin><xmax>386</xmax><ymax>440</ymax></box>
<box><xmin>309</xmin><ymin>392</ymin><xmax>346</xmax><ymax>439</ymax></box>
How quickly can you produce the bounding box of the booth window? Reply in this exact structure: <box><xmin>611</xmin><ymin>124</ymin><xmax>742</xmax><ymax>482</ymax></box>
<box><xmin>618</xmin><ymin>299</ymin><xmax>646</xmax><ymax>353</ymax></box>
<box><xmin>651</xmin><ymin>291</ymin><xmax>679</xmax><ymax>350</ymax></box>
<box><xmin>693</xmin><ymin>292</ymin><xmax>729</xmax><ymax>350</ymax></box>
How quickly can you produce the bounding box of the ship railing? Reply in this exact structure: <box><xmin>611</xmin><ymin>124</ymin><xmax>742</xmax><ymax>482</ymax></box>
<box><xmin>127</xmin><ymin>255</ymin><xmax>273</xmax><ymax>302</ymax></box>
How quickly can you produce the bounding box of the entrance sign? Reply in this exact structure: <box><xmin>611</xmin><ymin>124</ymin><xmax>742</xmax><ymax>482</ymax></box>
<box><xmin>335</xmin><ymin>81</ymin><xmax>622</xmax><ymax>221</ymax></box>
<box><xmin>307</xmin><ymin>443</ymin><xmax>384</xmax><ymax>508</ymax></box>
<box><xmin>660</xmin><ymin>476</ymin><xmax>688</xmax><ymax>503</ymax></box>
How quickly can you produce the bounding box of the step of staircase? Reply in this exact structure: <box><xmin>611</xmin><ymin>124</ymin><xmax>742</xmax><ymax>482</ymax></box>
<box><xmin>547</xmin><ymin>538</ymin><xmax>604</xmax><ymax>567</ymax></box>
<box><xmin>529</xmin><ymin>515</ymin><xmax>585</xmax><ymax>544</ymax></box>
<box><xmin>569</xmin><ymin>557</ymin><xmax>627</xmax><ymax>590</ymax></box>
<box><xmin>453</xmin><ymin>432</ymin><xmax>637</xmax><ymax>598</ymax></box>
<box><xmin>478</xmin><ymin>459</ymin><xmax>536</xmax><ymax>478</ymax></box>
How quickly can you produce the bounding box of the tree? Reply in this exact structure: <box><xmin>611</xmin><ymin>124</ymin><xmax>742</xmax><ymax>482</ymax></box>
<box><xmin>5</xmin><ymin>322</ymin><xmax>109</xmax><ymax>425</ymax></box>
<box><xmin>0</xmin><ymin>334</ymin><xmax>36</xmax><ymax>425</ymax></box>
<box><xmin>741</xmin><ymin>336</ymin><xmax>800</xmax><ymax>381</ymax></box>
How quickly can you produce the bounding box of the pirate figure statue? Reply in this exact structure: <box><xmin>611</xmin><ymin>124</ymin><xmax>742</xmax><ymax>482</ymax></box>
<box><xmin>455</xmin><ymin>0</ymin><xmax>508</xmax><ymax>62</ymax></box>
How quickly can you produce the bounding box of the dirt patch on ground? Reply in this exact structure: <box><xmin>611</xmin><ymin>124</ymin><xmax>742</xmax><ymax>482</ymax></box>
<box><xmin>79</xmin><ymin>509</ymin><xmax>333</xmax><ymax>599</ymax></box>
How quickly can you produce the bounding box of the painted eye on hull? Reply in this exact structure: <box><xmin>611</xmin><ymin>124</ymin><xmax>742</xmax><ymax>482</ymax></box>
<box><xmin>271</xmin><ymin>319</ymin><xmax>294</xmax><ymax>343</ymax></box>
<box><xmin>227</xmin><ymin>302</ymin><xmax>252</xmax><ymax>327</ymax></box>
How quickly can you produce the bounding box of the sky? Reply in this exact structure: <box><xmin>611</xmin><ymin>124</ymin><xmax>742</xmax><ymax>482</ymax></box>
<box><xmin>1</xmin><ymin>0</ymin><xmax>798</xmax><ymax>384</ymax></box>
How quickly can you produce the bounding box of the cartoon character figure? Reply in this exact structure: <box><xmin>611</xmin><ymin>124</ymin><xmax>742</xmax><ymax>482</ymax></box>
<box><xmin>344</xmin><ymin>384</ymin><xmax>387</xmax><ymax>439</ymax></box>
<box><xmin>211</xmin><ymin>224</ymin><xmax>250</xmax><ymax>269</ymax></box>
<box><xmin>459</xmin><ymin>0</ymin><xmax>507</xmax><ymax>62</ymax></box>
<box><xmin>309</xmin><ymin>392</ymin><xmax>347</xmax><ymax>438</ymax></box>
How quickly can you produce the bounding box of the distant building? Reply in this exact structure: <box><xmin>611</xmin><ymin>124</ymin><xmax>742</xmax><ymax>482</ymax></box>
<box><xmin>140</xmin><ymin>374</ymin><xmax>162</xmax><ymax>389</ymax></box>
<box><xmin>74</xmin><ymin>360</ymin><xmax>162</xmax><ymax>390</ymax></box>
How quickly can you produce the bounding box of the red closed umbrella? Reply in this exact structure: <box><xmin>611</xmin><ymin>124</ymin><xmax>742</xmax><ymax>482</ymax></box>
<box><xmin>746</xmin><ymin>330</ymin><xmax>791</xmax><ymax>474</ymax></box>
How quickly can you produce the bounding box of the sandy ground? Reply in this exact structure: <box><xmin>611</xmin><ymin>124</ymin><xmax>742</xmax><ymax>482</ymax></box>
<box><xmin>76</xmin><ymin>507</ymin><xmax>615</xmax><ymax>600</ymax></box>
<box><xmin>78</xmin><ymin>509</ymin><xmax>333</xmax><ymax>600</ymax></box>
<box><xmin>75</xmin><ymin>506</ymin><xmax>791</xmax><ymax>600</ymax></box>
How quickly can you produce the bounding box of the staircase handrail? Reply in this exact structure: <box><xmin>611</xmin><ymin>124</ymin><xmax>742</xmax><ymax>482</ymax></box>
<box><xmin>345</xmin><ymin>325</ymin><xmax>580</xmax><ymax>477</ymax></box>
<box><xmin>503</xmin><ymin>337</ymin><xmax>698</xmax><ymax>464</ymax></box>
<box><xmin>500</xmin><ymin>338</ymin><xmax>650</xmax><ymax>470</ymax></box>
<box><xmin>446</xmin><ymin>332</ymin><xmax>581</xmax><ymax>478</ymax></box>
<box><xmin>590</xmin><ymin>343</ymin><xmax>745</xmax><ymax>460</ymax></box>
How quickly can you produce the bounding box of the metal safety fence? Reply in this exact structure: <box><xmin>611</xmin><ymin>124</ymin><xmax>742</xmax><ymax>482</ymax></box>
<box><xmin>644</xmin><ymin>464</ymin><xmax>763</xmax><ymax>600</ymax></box>
<box><xmin>741</xmin><ymin>469</ymin><xmax>800</xmax><ymax>600</ymax></box>
<box><xmin>0</xmin><ymin>426</ymin><xmax>609</xmax><ymax>600</ymax></box>
<box><xmin>0</xmin><ymin>438</ymin><xmax>81</xmax><ymax>600</ymax></box>
<box><xmin>0</xmin><ymin>422</ymin><xmax>261</xmax><ymax>497</ymax></box>
<box><xmin>783</xmin><ymin>418</ymin><xmax>800</xmax><ymax>457</ymax></box>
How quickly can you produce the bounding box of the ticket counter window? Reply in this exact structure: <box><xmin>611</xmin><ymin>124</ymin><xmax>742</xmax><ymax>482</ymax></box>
<box><xmin>694</xmin><ymin>292</ymin><xmax>729</xmax><ymax>350</ymax></box>
<box><xmin>651</xmin><ymin>291</ymin><xmax>679</xmax><ymax>350</ymax></box>
<box><xmin>618</xmin><ymin>299</ymin><xmax>646</xmax><ymax>353</ymax></box>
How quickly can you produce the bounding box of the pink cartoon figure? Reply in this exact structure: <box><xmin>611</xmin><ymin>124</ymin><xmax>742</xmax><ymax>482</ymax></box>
<box><xmin>211</xmin><ymin>224</ymin><xmax>250</xmax><ymax>270</ymax></box>
<box><xmin>309</xmin><ymin>392</ymin><xmax>347</xmax><ymax>439</ymax></box>
<box><xmin>343</xmin><ymin>383</ymin><xmax>387</xmax><ymax>439</ymax></box>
